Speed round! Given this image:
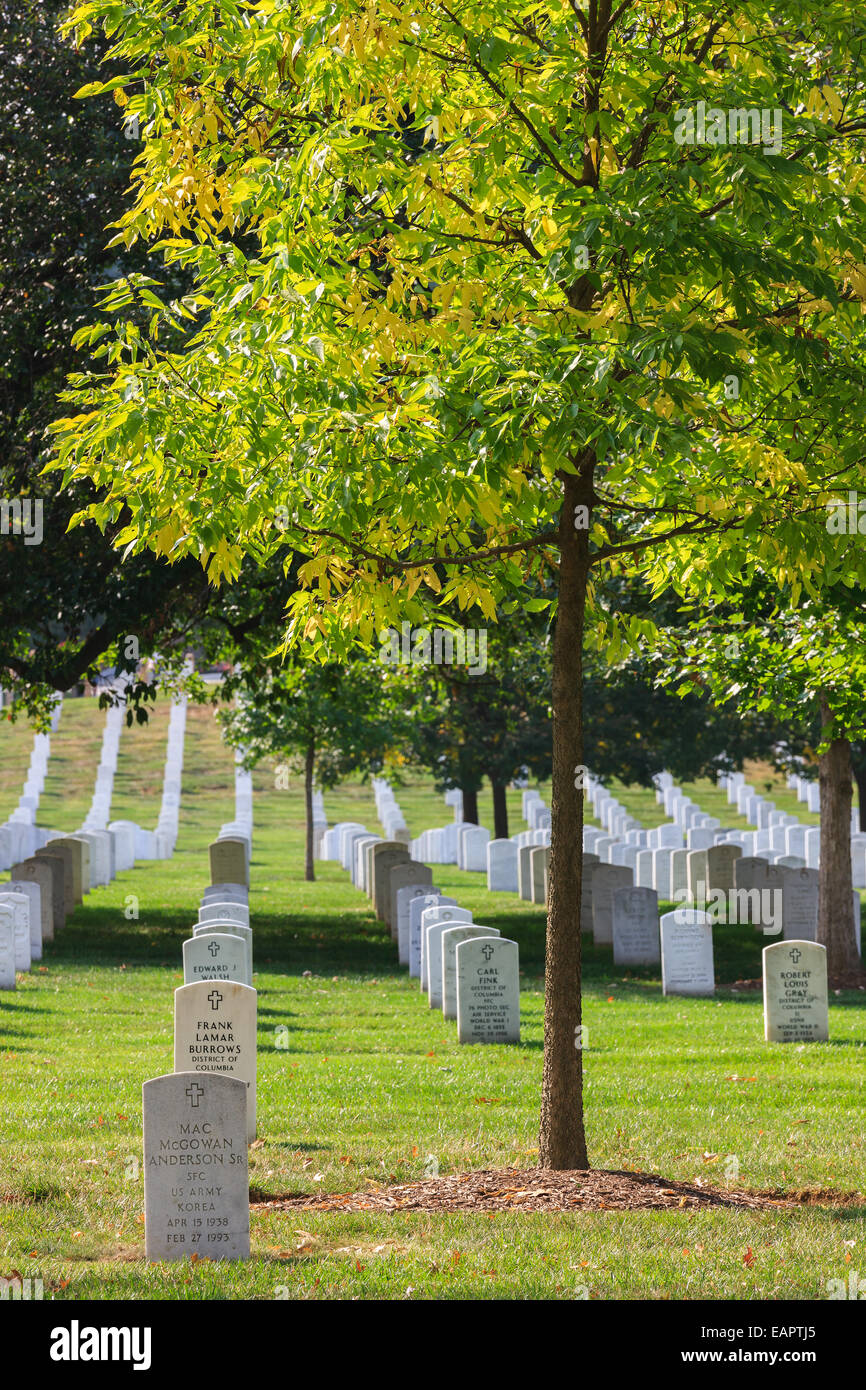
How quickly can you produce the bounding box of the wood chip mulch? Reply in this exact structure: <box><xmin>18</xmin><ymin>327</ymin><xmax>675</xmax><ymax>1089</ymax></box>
<box><xmin>251</xmin><ymin>1168</ymin><xmax>784</xmax><ymax>1215</ymax></box>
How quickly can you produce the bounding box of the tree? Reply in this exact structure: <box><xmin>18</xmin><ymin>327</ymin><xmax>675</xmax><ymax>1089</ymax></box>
<box><xmin>56</xmin><ymin>3</ymin><xmax>866</xmax><ymax>1168</ymax></box>
<box><xmin>0</xmin><ymin>0</ymin><xmax>207</xmax><ymax>723</ymax></box>
<box><xmin>668</xmin><ymin>596</ymin><xmax>866</xmax><ymax>977</ymax></box>
<box><xmin>220</xmin><ymin>658</ymin><xmax>401</xmax><ymax>879</ymax></box>
<box><xmin>397</xmin><ymin>611</ymin><xmax>553</xmax><ymax>836</ymax></box>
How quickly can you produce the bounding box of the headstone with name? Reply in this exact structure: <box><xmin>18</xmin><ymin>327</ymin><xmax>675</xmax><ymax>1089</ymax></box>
<box><xmin>660</xmin><ymin>909</ymin><xmax>714</xmax><ymax>996</ymax></box>
<box><xmin>612</xmin><ymin>887</ymin><xmax>660</xmax><ymax>967</ymax></box>
<box><xmin>183</xmin><ymin>933</ymin><xmax>248</xmax><ymax>986</ymax></box>
<box><xmin>143</xmin><ymin>1072</ymin><xmax>250</xmax><ymax>1261</ymax></box>
<box><xmin>763</xmin><ymin>940</ymin><xmax>828</xmax><ymax>1043</ymax></box>
<box><xmin>209</xmin><ymin>839</ymin><xmax>249</xmax><ymax>889</ymax></box>
<box><xmin>455</xmin><ymin>936</ymin><xmax>520</xmax><ymax>1044</ymax></box>
<box><xmin>174</xmin><ymin>981</ymin><xmax>257</xmax><ymax>1141</ymax></box>
<box><xmin>193</xmin><ymin>922</ymin><xmax>253</xmax><ymax>985</ymax></box>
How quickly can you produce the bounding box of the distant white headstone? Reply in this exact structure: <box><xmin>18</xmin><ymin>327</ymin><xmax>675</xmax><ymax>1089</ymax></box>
<box><xmin>409</xmin><ymin>895</ymin><xmax>455</xmax><ymax>978</ymax></box>
<box><xmin>423</xmin><ymin>906</ymin><xmax>473</xmax><ymax>1000</ymax></box>
<box><xmin>0</xmin><ymin>919</ymin><xmax>16</xmax><ymax>988</ymax></box>
<box><xmin>199</xmin><ymin>901</ymin><xmax>250</xmax><ymax>928</ymax></box>
<box><xmin>441</xmin><ymin>925</ymin><xmax>500</xmax><ymax>1020</ymax></box>
<box><xmin>487</xmin><ymin>839</ymin><xmax>518</xmax><ymax>893</ymax></box>
<box><xmin>612</xmin><ymin>887</ymin><xmax>660</xmax><ymax>967</ymax></box>
<box><xmin>0</xmin><ymin>894</ymin><xmax>30</xmax><ymax>971</ymax></box>
<box><xmin>660</xmin><ymin>909</ymin><xmax>714</xmax><ymax>996</ymax></box>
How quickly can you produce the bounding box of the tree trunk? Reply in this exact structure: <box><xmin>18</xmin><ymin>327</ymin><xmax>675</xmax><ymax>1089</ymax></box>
<box><xmin>817</xmin><ymin>696</ymin><xmax>859</xmax><ymax>975</ymax></box>
<box><xmin>491</xmin><ymin>778</ymin><xmax>509</xmax><ymax>840</ymax></box>
<box><xmin>304</xmin><ymin>740</ymin><xmax>315</xmax><ymax>882</ymax></box>
<box><xmin>539</xmin><ymin>461</ymin><xmax>592</xmax><ymax>1170</ymax></box>
<box><xmin>462</xmin><ymin>786</ymin><xmax>479</xmax><ymax>826</ymax></box>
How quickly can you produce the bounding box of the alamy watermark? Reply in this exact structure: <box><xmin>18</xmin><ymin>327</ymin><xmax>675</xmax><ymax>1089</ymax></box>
<box><xmin>0</xmin><ymin>498</ymin><xmax>43</xmax><ymax>545</ymax></box>
<box><xmin>674</xmin><ymin>882</ymin><xmax>782</xmax><ymax>935</ymax></box>
<box><xmin>826</xmin><ymin>491</ymin><xmax>866</xmax><ymax>535</ymax></box>
<box><xmin>674</xmin><ymin>101</ymin><xmax>783</xmax><ymax>156</ymax></box>
<box><xmin>1</xmin><ymin>1274</ymin><xmax>44</xmax><ymax>1300</ymax></box>
<box><xmin>378</xmin><ymin>622</ymin><xmax>487</xmax><ymax>674</ymax></box>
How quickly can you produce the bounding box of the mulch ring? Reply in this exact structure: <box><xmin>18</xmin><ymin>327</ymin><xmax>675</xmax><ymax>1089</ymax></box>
<box><xmin>251</xmin><ymin>1168</ymin><xmax>790</xmax><ymax>1215</ymax></box>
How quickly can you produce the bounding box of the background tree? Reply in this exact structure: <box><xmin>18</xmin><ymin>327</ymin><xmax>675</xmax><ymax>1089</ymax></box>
<box><xmin>220</xmin><ymin>658</ymin><xmax>402</xmax><ymax>880</ymax></box>
<box><xmin>668</xmin><ymin>592</ymin><xmax>866</xmax><ymax>977</ymax></box>
<box><xmin>398</xmin><ymin>611</ymin><xmax>552</xmax><ymax>835</ymax></box>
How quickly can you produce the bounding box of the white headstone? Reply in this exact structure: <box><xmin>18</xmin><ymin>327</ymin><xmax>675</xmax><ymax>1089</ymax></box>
<box><xmin>397</xmin><ymin>883</ymin><xmax>437</xmax><ymax>966</ymax></box>
<box><xmin>762</xmin><ymin>940</ymin><xmax>828</xmax><ymax>1043</ymax></box>
<box><xmin>782</xmin><ymin>867</ymin><xmax>819</xmax><ymax>941</ymax></box>
<box><xmin>193</xmin><ymin>922</ymin><xmax>252</xmax><ymax>985</ymax></box>
<box><xmin>487</xmin><ymin>839</ymin><xmax>519</xmax><ymax>893</ymax></box>
<box><xmin>174</xmin><ymin>981</ymin><xmax>257</xmax><ymax>1141</ymax></box>
<box><xmin>456</xmin><ymin>937</ymin><xmax>520</xmax><ymax>1044</ymax></box>
<box><xmin>143</xmin><ymin>1072</ymin><xmax>250</xmax><ymax>1261</ymax></box>
<box><xmin>201</xmin><ymin>883</ymin><xmax>248</xmax><ymax>904</ymax></box>
<box><xmin>660</xmin><ymin>909</ymin><xmax>714</xmax><ymax>996</ymax></box>
<box><xmin>440</xmin><ymin>925</ymin><xmax>501</xmax><ymax>1020</ymax></box>
<box><xmin>591</xmin><ymin>865</ymin><xmax>633</xmax><ymax>946</ymax></box>
<box><xmin>198</xmin><ymin>901</ymin><xmax>250</xmax><ymax>928</ymax></box>
<box><xmin>612</xmin><ymin>887</ymin><xmax>660</xmax><ymax>967</ymax></box>
<box><xmin>423</xmin><ymin>907</ymin><xmax>474</xmax><ymax>1003</ymax></box>
<box><xmin>0</xmin><ymin>919</ymin><xmax>16</xmax><ymax>988</ymax></box>
<box><xmin>6</xmin><ymin>880</ymin><xmax>41</xmax><ymax>960</ymax></box>
<box><xmin>0</xmin><ymin>894</ymin><xmax>30</xmax><ymax>971</ymax></box>
<box><xmin>209</xmin><ymin>839</ymin><xmax>249</xmax><ymax>888</ymax></box>
<box><xmin>183</xmin><ymin>933</ymin><xmax>248</xmax><ymax>986</ymax></box>
<box><xmin>409</xmin><ymin>895</ymin><xmax>455</xmax><ymax>979</ymax></box>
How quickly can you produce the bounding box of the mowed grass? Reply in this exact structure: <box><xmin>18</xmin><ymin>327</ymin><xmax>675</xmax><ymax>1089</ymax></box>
<box><xmin>0</xmin><ymin>700</ymin><xmax>864</xmax><ymax>1300</ymax></box>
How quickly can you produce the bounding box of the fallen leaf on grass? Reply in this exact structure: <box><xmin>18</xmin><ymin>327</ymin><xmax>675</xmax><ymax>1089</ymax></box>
<box><xmin>743</xmin><ymin>1247</ymin><xmax>756</xmax><ymax>1268</ymax></box>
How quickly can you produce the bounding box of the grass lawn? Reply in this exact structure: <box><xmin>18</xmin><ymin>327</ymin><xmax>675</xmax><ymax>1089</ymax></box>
<box><xmin>1</xmin><ymin>698</ymin><xmax>864</xmax><ymax>1300</ymax></box>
